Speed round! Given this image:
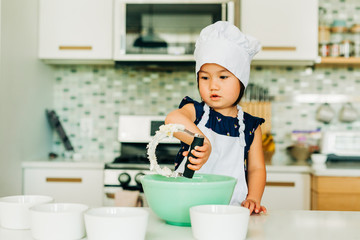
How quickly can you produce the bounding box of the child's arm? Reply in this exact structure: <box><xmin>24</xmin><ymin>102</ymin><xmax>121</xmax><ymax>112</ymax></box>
<box><xmin>241</xmin><ymin>126</ymin><xmax>267</xmax><ymax>214</ymax></box>
<box><xmin>165</xmin><ymin>103</ymin><xmax>211</xmax><ymax>170</ymax></box>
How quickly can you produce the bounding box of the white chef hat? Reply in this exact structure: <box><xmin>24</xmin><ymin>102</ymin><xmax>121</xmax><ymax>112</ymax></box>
<box><xmin>194</xmin><ymin>21</ymin><xmax>261</xmax><ymax>88</ymax></box>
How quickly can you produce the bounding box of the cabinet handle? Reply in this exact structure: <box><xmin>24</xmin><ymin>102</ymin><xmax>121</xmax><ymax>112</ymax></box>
<box><xmin>266</xmin><ymin>181</ymin><xmax>295</xmax><ymax>187</ymax></box>
<box><xmin>59</xmin><ymin>46</ymin><xmax>92</xmax><ymax>51</ymax></box>
<box><xmin>106</xmin><ymin>193</ymin><xmax>115</xmax><ymax>199</ymax></box>
<box><xmin>46</xmin><ymin>177</ymin><xmax>82</xmax><ymax>183</ymax></box>
<box><xmin>262</xmin><ymin>46</ymin><xmax>296</xmax><ymax>51</ymax></box>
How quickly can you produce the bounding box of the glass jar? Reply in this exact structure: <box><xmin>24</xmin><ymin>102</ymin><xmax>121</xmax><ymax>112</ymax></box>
<box><xmin>330</xmin><ymin>24</ymin><xmax>347</xmax><ymax>57</ymax></box>
<box><xmin>340</xmin><ymin>40</ymin><xmax>353</xmax><ymax>58</ymax></box>
<box><xmin>319</xmin><ymin>43</ymin><xmax>330</xmax><ymax>57</ymax></box>
<box><xmin>351</xmin><ymin>24</ymin><xmax>360</xmax><ymax>57</ymax></box>
<box><xmin>330</xmin><ymin>43</ymin><xmax>341</xmax><ymax>57</ymax></box>
<box><xmin>318</xmin><ymin>8</ymin><xmax>332</xmax><ymax>44</ymax></box>
<box><xmin>319</xmin><ymin>26</ymin><xmax>331</xmax><ymax>44</ymax></box>
<box><xmin>354</xmin><ymin>42</ymin><xmax>360</xmax><ymax>57</ymax></box>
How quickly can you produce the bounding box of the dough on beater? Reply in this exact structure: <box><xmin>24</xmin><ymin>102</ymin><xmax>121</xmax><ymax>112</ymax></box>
<box><xmin>147</xmin><ymin>124</ymin><xmax>184</xmax><ymax>177</ymax></box>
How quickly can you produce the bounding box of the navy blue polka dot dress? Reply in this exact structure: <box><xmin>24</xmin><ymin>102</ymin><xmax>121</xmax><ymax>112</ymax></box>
<box><xmin>174</xmin><ymin>96</ymin><xmax>265</xmax><ymax>181</ymax></box>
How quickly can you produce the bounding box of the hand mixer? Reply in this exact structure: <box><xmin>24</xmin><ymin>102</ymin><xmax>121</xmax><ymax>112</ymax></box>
<box><xmin>147</xmin><ymin>124</ymin><xmax>204</xmax><ymax>179</ymax></box>
<box><xmin>176</xmin><ymin>128</ymin><xmax>205</xmax><ymax>178</ymax></box>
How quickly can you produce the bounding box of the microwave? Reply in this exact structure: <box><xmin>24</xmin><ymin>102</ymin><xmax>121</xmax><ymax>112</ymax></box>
<box><xmin>114</xmin><ymin>0</ymin><xmax>235</xmax><ymax>61</ymax></box>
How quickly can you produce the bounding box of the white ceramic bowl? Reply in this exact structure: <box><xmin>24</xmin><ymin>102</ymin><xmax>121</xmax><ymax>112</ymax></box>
<box><xmin>85</xmin><ymin>207</ymin><xmax>149</xmax><ymax>240</ymax></box>
<box><xmin>30</xmin><ymin>203</ymin><xmax>88</xmax><ymax>240</ymax></box>
<box><xmin>311</xmin><ymin>153</ymin><xmax>327</xmax><ymax>164</ymax></box>
<box><xmin>190</xmin><ymin>205</ymin><xmax>250</xmax><ymax>240</ymax></box>
<box><xmin>0</xmin><ymin>195</ymin><xmax>53</xmax><ymax>229</ymax></box>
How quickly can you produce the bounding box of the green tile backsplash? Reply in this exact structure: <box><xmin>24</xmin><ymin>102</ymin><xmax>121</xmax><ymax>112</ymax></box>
<box><xmin>52</xmin><ymin>64</ymin><xmax>360</xmax><ymax>162</ymax></box>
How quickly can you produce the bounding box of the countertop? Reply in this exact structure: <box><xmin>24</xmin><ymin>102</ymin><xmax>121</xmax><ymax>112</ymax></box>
<box><xmin>311</xmin><ymin>161</ymin><xmax>360</xmax><ymax>177</ymax></box>
<box><xmin>266</xmin><ymin>153</ymin><xmax>360</xmax><ymax>176</ymax></box>
<box><xmin>1</xmin><ymin>209</ymin><xmax>360</xmax><ymax>240</ymax></box>
<box><xmin>22</xmin><ymin>158</ymin><xmax>360</xmax><ymax>176</ymax></box>
<box><xmin>21</xmin><ymin>159</ymin><xmax>104</xmax><ymax>169</ymax></box>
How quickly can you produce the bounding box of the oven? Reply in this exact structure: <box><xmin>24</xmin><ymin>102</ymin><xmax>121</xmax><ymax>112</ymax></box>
<box><xmin>103</xmin><ymin>115</ymin><xmax>180</xmax><ymax>207</ymax></box>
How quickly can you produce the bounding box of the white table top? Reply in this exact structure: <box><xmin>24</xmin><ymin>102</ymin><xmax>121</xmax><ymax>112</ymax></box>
<box><xmin>2</xmin><ymin>209</ymin><xmax>360</xmax><ymax>240</ymax></box>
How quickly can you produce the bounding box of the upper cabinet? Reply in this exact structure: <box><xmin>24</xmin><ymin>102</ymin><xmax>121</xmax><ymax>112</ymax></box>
<box><xmin>240</xmin><ymin>0</ymin><xmax>318</xmax><ymax>65</ymax></box>
<box><xmin>38</xmin><ymin>0</ymin><xmax>113</xmax><ymax>63</ymax></box>
<box><xmin>38</xmin><ymin>0</ymin><xmax>319</xmax><ymax>65</ymax></box>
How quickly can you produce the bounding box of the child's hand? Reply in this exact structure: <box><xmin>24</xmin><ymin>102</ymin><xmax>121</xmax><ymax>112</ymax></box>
<box><xmin>241</xmin><ymin>199</ymin><xmax>267</xmax><ymax>215</ymax></box>
<box><xmin>183</xmin><ymin>140</ymin><xmax>211</xmax><ymax>171</ymax></box>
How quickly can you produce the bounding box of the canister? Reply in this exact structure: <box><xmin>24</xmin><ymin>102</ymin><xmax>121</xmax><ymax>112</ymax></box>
<box><xmin>318</xmin><ymin>26</ymin><xmax>330</xmax><ymax>44</ymax></box>
<box><xmin>354</xmin><ymin>42</ymin><xmax>360</xmax><ymax>57</ymax></box>
<box><xmin>351</xmin><ymin>24</ymin><xmax>360</xmax><ymax>57</ymax></box>
<box><xmin>330</xmin><ymin>43</ymin><xmax>341</xmax><ymax>57</ymax></box>
<box><xmin>319</xmin><ymin>43</ymin><xmax>329</xmax><ymax>57</ymax></box>
<box><xmin>340</xmin><ymin>40</ymin><xmax>353</xmax><ymax>58</ymax></box>
<box><xmin>330</xmin><ymin>25</ymin><xmax>347</xmax><ymax>57</ymax></box>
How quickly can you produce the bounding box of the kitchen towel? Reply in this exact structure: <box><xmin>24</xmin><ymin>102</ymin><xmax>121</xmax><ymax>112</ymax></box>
<box><xmin>115</xmin><ymin>190</ymin><xmax>142</xmax><ymax>207</ymax></box>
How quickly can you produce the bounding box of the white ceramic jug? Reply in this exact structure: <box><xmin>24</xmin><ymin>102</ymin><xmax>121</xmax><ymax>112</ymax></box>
<box><xmin>316</xmin><ymin>103</ymin><xmax>335</xmax><ymax>123</ymax></box>
<box><xmin>339</xmin><ymin>103</ymin><xmax>358</xmax><ymax>123</ymax></box>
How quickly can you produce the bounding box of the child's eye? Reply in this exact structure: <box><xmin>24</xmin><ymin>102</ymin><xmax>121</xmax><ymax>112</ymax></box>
<box><xmin>220</xmin><ymin>76</ymin><xmax>228</xmax><ymax>79</ymax></box>
<box><xmin>200</xmin><ymin>76</ymin><xmax>209</xmax><ymax>80</ymax></box>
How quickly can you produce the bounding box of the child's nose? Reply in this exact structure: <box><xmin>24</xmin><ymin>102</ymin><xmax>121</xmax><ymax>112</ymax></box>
<box><xmin>209</xmin><ymin>79</ymin><xmax>220</xmax><ymax>90</ymax></box>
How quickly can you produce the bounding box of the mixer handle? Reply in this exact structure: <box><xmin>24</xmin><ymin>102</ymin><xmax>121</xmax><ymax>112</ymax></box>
<box><xmin>183</xmin><ymin>136</ymin><xmax>204</xmax><ymax>178</ymax></box>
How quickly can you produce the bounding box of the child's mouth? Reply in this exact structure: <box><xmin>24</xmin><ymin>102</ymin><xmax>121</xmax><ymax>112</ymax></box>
<box><xmin>210</xmin><ymin>94</ymin><xmax>221</xmax><ymax>100</ymax></box>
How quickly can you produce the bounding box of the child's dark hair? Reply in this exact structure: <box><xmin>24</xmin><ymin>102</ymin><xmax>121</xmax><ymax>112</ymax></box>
<box><xmin>234</xmin><ymin>81</ymin><xmax>245</xmax><ymax>106</ymax></box>
<box><xmin>197</xmin><ymin>75</ymin><xmax>245</xmax><ymax>106</ymax></box>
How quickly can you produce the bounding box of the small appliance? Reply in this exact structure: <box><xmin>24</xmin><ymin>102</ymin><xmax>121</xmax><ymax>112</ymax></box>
<box><xmin>103</xmin><ymin>115</ymin><xmax>180</xmax><ymax>206</ymax></box>
<box><xmin>321</xmin><ymin>130</ymin><xmax>360</xmax><ymax>162</ymax></box>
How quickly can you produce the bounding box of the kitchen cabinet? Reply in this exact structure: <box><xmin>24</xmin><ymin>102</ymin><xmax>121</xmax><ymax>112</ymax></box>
<box><xmin>261</xmin><ymin>172</ymin><xmax>311</xmax><ymax>210</ymax></box>
<box><xmin>240</xmin><ymin>0</ymin><xmax>318</xmax><ymax>65</ymax></box>
<box><xmin>38</xmin><ymin>0</ymin><xmax>113</xmax><ymax>63</ymax></box>
<box><xmin>22</xmin><ymin>162</ymin><xmax>104</xmax><ymax>207</ymax></box>
<box><xmin>311</xmin><ymin>175</ymin><xmax>360</xmax><ymax>211</ymax></box>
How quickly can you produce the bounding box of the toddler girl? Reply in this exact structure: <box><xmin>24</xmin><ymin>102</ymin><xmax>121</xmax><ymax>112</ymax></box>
<box><xmin>165</xmin><ymin>21</ymin><xmax>267</xmax><ymax>214</ymax></box>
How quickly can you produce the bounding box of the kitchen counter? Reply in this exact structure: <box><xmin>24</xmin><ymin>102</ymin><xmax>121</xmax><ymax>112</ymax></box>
<box><xmin>21</xmin><ymin>159</ymin><xmax>104</xmax><ymax>169</ymax></box>
<box><xmin>266</xmin><ymin>155</ymin><xmax>360</xmax><ymax>177</ymax></box>
<box><xmin>266</xmin><ymin>163</ymin><xmax>311</xmax><ymax>173</ymax></box>
<box><xmin>1</xmin><ymin>209</ymin><xmax>360</xmax><ymax>240</ymax></box>
<box><xmin>22</xmin><ymin>158</ymin><xmax>360</xmax><ymax>176</ymax></box>
<box><xmin>311</xmin><ymin>162</ymin><xmax>360</xmax><ymax>177</ymax></box>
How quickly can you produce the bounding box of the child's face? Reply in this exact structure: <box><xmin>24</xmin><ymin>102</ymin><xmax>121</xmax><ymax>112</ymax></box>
<box><xmin>198</xmin><ymin>63</ymin><xmax>241</xmax><ymax>113</ymax></box>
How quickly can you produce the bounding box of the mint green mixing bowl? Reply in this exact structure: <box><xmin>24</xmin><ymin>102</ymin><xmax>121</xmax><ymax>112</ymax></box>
<box><xmin>141</xmin><ymin>173</ymin><xmax>236</xmax><ymax>226</ymax></box>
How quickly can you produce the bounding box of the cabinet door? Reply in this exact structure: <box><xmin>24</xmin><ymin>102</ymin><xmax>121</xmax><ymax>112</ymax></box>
<box><xmin>240</xmin><ymin>0</ymin><xmax>318</xmax><ymax>62</ymax></box>
<box><xmin>23</xmin><ymin>168</ymin><xmax>104</xmax><ymax>207</ymax></box>
<box><xmin>38</xmin><ymin>0</ymin><xmax>113</xmax><ymax>60</ymax></box>
<box><xmin>262</xmin><ymin>173</ymin><xmax>310</xmax><ymax>210</ymax></box>
<box><xmin>311</xmin><ymin>176</ymin><xmax>360</xmax><ymax>211</ymax></box>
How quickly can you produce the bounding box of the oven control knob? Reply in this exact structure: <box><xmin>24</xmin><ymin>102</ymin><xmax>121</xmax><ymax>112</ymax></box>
<box><xmin>118</xmin><ymin>173</ymin><xmax>131</xmax><ymax>186</ymax></box>
<box><xmin>135</xmin><ymin>172</ymin><xmax>145</xmax><ymax>186</ymax></box>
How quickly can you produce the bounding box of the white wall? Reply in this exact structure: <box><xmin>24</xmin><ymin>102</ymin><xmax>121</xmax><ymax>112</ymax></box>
<box><xmin>0</xmin><ymin>0</ymin><xmax>53</xmax><ymax>196</ymax></box>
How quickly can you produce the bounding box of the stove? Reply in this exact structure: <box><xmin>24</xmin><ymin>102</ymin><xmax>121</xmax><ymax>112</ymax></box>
<box><xmin>103</xmin><ymin>115</ymin><xmax>180</xmax><ymax>206</ymax></box>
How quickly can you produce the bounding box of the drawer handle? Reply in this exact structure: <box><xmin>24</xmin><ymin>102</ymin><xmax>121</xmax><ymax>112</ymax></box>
<box><xmin>106</xmin><ymin>193</ymin><xmax>115</xmax><ymax>199</ymax></box>
<box><xmin>46</xmin><ymin>177</ymin><xmax>82</xmax><ymax>183</ymax></box>
<box><xmin>262</xmin><ymin>46</ymin><xmax>296</xmax><ymax>51</ymax></box>
<box><xmin>266</xmin><ymin>181</ymin><xmax>295</xmax><ymax>187</ymax></box>
<box><xmin>59</xmin><ymin>46</ymin><xmax>92</xmax><ymax>50</ymax></box>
